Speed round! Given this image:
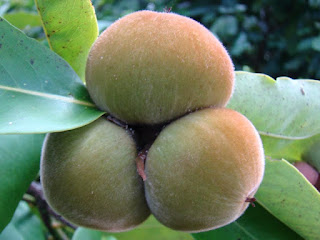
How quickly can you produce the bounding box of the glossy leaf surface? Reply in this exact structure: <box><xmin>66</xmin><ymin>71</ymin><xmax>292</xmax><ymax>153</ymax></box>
<box><xmin>0</xmin><ymin>134</ymin><xmax>44</xmax><ymax>232</ymax></box>
<box><xmin>0</xmin><ymin>202</ymin><xmax>45</xmax><ymax>240</ymax></box>
<box><xmin>228</xmin><ymin>71</ymin><xmax>320</xmax><ymax>161</ymax></box>
<box><xmin>0</xmin><ymin>17</ymin><xmax>103</xmax><ymax>134</ymax></box>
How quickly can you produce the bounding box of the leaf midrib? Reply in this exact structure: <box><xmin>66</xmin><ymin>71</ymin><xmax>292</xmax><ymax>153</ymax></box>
<box><xmin>233</xmin><ymin>221</ymin><xmax>259</xmax><ymax>240</ymax></box>
<box><xmin>2</xmin><ymin>84</ymin><xmax>316</xmax><ymax>139</ymax></box>
<box><xmin>258</xmin><ymin>131</ymin><xmax>318</xmax><ymax>140</ymax></box>
<box><xmin>0</xmin><ymin>84</ymin><xmax>95</xmax><ymax>107</ymax></box>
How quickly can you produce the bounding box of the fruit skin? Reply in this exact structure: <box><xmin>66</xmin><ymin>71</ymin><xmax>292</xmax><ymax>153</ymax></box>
<box><xmin>40</xmin><ymin>117</ymin><xmax>150</xmax><ymax>232</ymax></box>
<box><xmin>86</xmin><ymin>10</ymin><xmax>234</xmax><ymax>125</ymax></box>
<box><xmin>145</xmin><ymin>108</ymin><xmax>264</xmax><ymax>232</ymax></box>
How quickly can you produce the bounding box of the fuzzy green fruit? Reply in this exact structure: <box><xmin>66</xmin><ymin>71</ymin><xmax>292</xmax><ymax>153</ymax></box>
<box><xmin>145</xmin><ymin>108</ymin><xmax>265</xmax><ymax>232</ymax></box>
<box><xmin>41</xmin><ymin>117</ymin><xmax>150</xmax><ymax>232</ymax></box>
<box><xmin>86</xmin><ymin>10</ymin><xmax>234</xmax><ymax>125</ymax></box>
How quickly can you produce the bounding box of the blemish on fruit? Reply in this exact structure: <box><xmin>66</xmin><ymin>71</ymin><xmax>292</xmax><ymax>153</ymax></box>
<box><xmin>245</xmin><ymin>197</ymin><xmax>256</xmax><ymax>207</ymax></box>
<box><xmin>136</xmin><ymin>150</ymin><xmax>147</xmax><ymax>181</ymax></box>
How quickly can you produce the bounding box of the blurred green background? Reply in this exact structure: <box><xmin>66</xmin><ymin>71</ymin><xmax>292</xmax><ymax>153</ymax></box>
<box><xmin>1</xmin><ymin>0</ymin><xmax>320</xmax><ymax>79</ymax></box>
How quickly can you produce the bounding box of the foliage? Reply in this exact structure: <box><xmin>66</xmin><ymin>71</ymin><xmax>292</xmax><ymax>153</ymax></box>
<box><xmin>0</xmin><ymin>134</ymin><xmax>44</xmax><ymax>231</ymax></box>
<box><xmin>92</xmin><ymin>0</ymin><xmax>320</xmax><ymax>80</ymax></box>
<box><xmin>2</xmin><ymin>0</ymin><xmax>320</xmax><ymax>79</ymax></box>
<box><xmin>0</xmin><ymin>1</ymin><xmax>320</xmax><ymax>240</ymax></box>
<box><xmin>183</xmin><ymin>0</ymin><xmax>320</xmax><ymax>80</ymax></box>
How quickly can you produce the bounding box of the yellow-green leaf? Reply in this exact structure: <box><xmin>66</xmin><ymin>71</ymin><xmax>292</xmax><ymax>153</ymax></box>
<box><xmin>35</xmin><ymin>0</ymin><xmax>98</xmax><ymax>82</ymax></box>
<box><xmin>256</xmin><ymin>159</ymin><xmax>320</xmax><ymax>240</ymax></box>
<box><xmin>228</xmin><ymin>71</ymin><xmax>320</xmax><ymax>161</ymax></box>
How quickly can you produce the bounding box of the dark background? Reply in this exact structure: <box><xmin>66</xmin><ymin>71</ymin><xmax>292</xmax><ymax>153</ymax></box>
<box><xmin>3</xmin><ymin>0</ymin><xmax>320</xmax><ymax>79</ymax></box>
<box><xmin>93</xmin><ymin>0</ymin><xmax>320</xmax><ymax>80</ymax></box>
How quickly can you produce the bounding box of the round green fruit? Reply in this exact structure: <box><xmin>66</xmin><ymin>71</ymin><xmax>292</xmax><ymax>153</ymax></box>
<box><xmin>86</xmin><ymin>10</ymin><xmax>234</xmax><ymax>125</ymax></box>
<box><xmin>41</xmin><ymin>117</ymin><xmax>150</xmax><ymax>232</ymax></box>
<box><xmin>145</xmin><ymin>108</ymin><xmax>265</xmax><ymax>232</ymax></box>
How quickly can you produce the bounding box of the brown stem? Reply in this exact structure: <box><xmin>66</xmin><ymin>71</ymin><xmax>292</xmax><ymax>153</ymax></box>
<box><xmin>245</xmin><ymin>197</ymin><xmax>256</xmax><ymax>207</ymax></box>
<box><xmin>136</xmin><ymin>149</ymin><xmax>148</xmax><ymax>181</ymax></box>
<box><xmin>106</xmin><ymin>115</ymin><xmax>128</xmax><ymax>129</ymax></box>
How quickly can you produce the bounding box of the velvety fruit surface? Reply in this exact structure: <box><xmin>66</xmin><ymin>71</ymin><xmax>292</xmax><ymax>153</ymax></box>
<box><xmin>145</xmin><ymin>108</ymin><xmax>265</xmax><ymax>232</ymax></box>
<box><xmin>41</xmin><ymin>117</ymin><xmax>150</xmax><ymax>232</ymax></box>
<box><xmin>86</xmin><ymin>10</ymin><xmax>234</xmax><ymax>125</ymax></box>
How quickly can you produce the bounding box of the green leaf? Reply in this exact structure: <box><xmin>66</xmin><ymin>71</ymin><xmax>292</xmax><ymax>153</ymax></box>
<box><xmin>0</xmin><ymin>202</ymin><xmax>45</xmax><ymax>240</ymax></box>
<box><xmin>35</xmin><ymin>0</ymin><xmax>99</xmax><ymax>82</ymax></box>
<box><xmin>192</xmin><ymin>203</ymin><xmax>302</xmax><ymax>240</ymax></box>
<box><xmin>256</xmin><ymin>158</ymin><xmax>320</xmax><ymax>240</ymax></box>
<box><xmin>72</xmin><ymin>229</ymin><xmax>115</xmax><ymax>240</ymax></box>
<box><xmin>228</xmin><ymin>71</ymin><xmax>320</xmax><ymax>161</ymax></box>
<box><xmin>210</xmin><ymin>15</ymin><xmax>238</xmax><ymax>40</ymax></box>
<box><xmin>72</xmin><ymin>216</ymin><xmax>194</xmax><ymax>240</ymax></box>
<box><xmin>311</xmin><ymin>36</ymin><xmax>320</xmax><ymax>52</ymax></box>
<box><xmin>303</xmin><ymin>141</ymin><xmax>320</xmax><ymax>171</ymax></box>
<box><xmin>0</xmin><ymin>17</ymin><xmax>104</xmax><ymax>134</ymax></box>
<box><xmin>3</xmin><ymin>11</ymin><xmax>41</xmax><ymax>30</ymax></box>
<box><xmin>0</xmin><ymin>134</ymin><xmax>45</xmax><ymax>232</ymax></box>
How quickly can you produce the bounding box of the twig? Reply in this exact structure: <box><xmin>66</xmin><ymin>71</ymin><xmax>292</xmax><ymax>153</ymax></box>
<box><xmin>26</xmin><ymin>182</ymin><xmax>77</xmax><ymax>233</ymax></box>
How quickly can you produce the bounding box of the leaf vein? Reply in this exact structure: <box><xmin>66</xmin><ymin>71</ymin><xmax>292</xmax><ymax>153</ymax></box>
<box><xmin>258</xmin><ymin>130</ymin><xmax>317</xmax><ymax>140</ymax></box>
<box><xmin>233</xmin><ymin>221</ymin><xmax>259</xmax><ymax>240</ymax></box>
<box><xmin>0</xmin><ymin>85</ymin><xmax>96</xmax><ymax>107</ymax></box>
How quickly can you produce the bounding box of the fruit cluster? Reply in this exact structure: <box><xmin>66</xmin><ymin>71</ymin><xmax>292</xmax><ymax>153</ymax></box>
<box><xmin>41</xmin><ymin>11</ymin><xmax>265</xmax><ymax>233</ymax></box>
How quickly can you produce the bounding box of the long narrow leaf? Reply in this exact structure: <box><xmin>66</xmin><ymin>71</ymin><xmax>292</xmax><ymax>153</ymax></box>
<box><xmin>0</xmin><ymin>134</ymin><xmax>44</xmax><ymax>232</ymax></box>
<box><xmin>256</xmin><ymin>159</ymin><xmax>320</xmax><ymax>240</ymax></box>
<box><xmin>35</xmin><ymin>0</ymin><xmax>99</xmax><ymax>82</ymax></box>
<box><xmin>228</xmin><ymin>72</ymin><xmax>320</xmax><ymax>161</ymax></box>
<box><xmin>0</xmin><ymin>17</ymin><xmax>103</xmax><ymax>134</ymax></box>
<box><xmin>192</xmin><ymin>203</ymin><xmax>302</xmax><ymax>240</ymax></box>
